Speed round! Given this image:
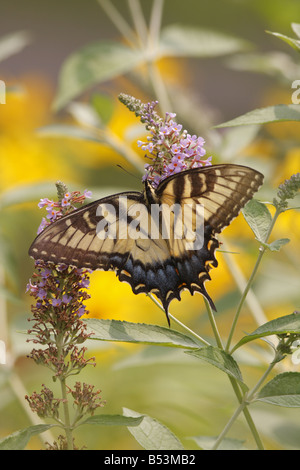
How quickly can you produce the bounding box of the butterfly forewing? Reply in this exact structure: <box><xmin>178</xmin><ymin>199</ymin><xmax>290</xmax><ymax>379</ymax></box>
<box><xmin>156</xmin><ymin>164</ymin><xmax>264</xmax><ymax>234</ymax></box>
<box><xmin>29</xmin><ymin>192</ymin><xmax>141</xmax><ymax>270</ymax></box>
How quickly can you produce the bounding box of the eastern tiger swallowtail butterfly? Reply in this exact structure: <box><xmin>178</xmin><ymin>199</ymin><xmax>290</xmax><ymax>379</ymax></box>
<box><xmin>29</xmin><ymin>164</ymin><xmax>263</xmax><ymax>323</ymax></box>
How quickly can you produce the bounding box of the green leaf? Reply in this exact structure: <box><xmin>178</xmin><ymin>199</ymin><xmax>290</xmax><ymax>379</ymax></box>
<box><xmin>160</xmin><ymin>25</ymin><xmax>251</xmax><ymax>58</ymax></box>
<box><xmin>37</xmin><ymin>124</ymin><xmax>105</xmax><ymax>144</ymax></box>
<box><xmin>226</xmin><ymin>51</ymin><xmax>299</xmax><ymax>83</ymax></box>
<box><xmin>266</xmin><ymin>30</ymin><xmax>300</xmax><ymax>53</ymax></box>
<box><xmin>291</xmin><ymin>23</ymin><xmax>300</xmax><ymax>39</ymax></box>
<box><xmin>218</xmin><ymin>124</ymin><xmax>260</xmax><ymax>161</ymax></box>
<box><xmin>256</xmin><ymin>372</ymin><xmax>300</xmax><ymax>407</ymax></box>
<box><xmin>123</xmin><ymin>408</ymin><xmax>184</xmax><ymax>450</ymax></box>
<box><xmin>91</xmin><ymin>93</ymin><xmax>115</xmax><ymax>125</ymax></box>
<box><xmin>0</xmin><ymin>424</ymin><xmax>53</xmax><ymax>450</ymax></box>
<box><xmin>67</xmin><ymin>102</ymin><xmax>102</xmax><ymax>128</ymax></box>
<box><xmin>81</xmin><ymin>414</ymin><xmax>143</xmax><ymax>427</ymax></box>
<box><xmin>231</xmin><ymin>311</ymin><xmax>300</xmax><ymax>353</ymax></box>
<box><xmin>0</xmin><ymin>285</ymin><xmax>23</xmax><ymax>304</ymax></box>
<box><xmin>53</xmin><ymin>27</ymin><xmax>250</xmax><ymax>111</ymax></box>
<box><xmin>53</xmin><ymin>41</ymin><xmax>144</xmax><ymax>110</ymax></box>
<box><xmin>0</xmin><ymin>30</ymin><xmax>32</xmax><ymax>63</ymax></box>
<box><xmin>215</xmin><ymin>104</ymin><xmax>300</xmax><ymax>128</ymax></box>
<box><xmin>84</xmin><ymin>318</ymin><xmax>201</xmax><ymax>349</ymax></box>
<box><xmin>0</xmin><ymin>182</ymin><xmax>56</xmax><ymax>210</ymax></box>
<box><xmin>191</xmin><ymin>435</ymin><xmax>246</xmax><ymax>450</ymax></box>
<box><xmin>261</xmin><ymin>238</ymin><xmax>290</xmax><ymax>252</ymax></box>
<box><xmin>185</xmin><ymin>346</ymin><xmax>247</xmax><ymax>390</ymax></box>
<box><xmin>38</xmin><ymin>124</ymin><xmax>144</xmax><ymax>173</ymax></box>
<box><xmin>242</xmin><ymin>199</ymin><xmax>272</xmax><ymax>242</ymax></box>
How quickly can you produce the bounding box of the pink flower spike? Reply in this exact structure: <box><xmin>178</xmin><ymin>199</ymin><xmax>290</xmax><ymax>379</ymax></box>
<box><xmin>37</xmin><ymin>288</ymin><xmax>47</xmax><ymax>300</ymax></box>
<box><xmin>83</xmin><ymin>190</ymin><xmax>92</xmax><ymax>199</ymax></box>
<box><xmin>62</xmin><ymin>294</ymin><xmax>73</xmax><ymax>304</ymax></box>
<box><xmin>46</xmin><ymin>209</ymin><xmax>61</xmax><ymax>221</ymax></box>
<box><xmin>159</xmin><ymin>125</ymin><xmax>171</xmax><ymax>137</ymax></box>
<box><xmin>37</xmin><ymin>217</ymin><xmax>49</xmax><ymax>234</ymax></box>
<box><xmin>26</xmin><ymin>280</ymin><xmax>38</xmax><ymax>294</ymax></box>
<box><xmin>61</xmin><ymin>198</ymin><xmax>71</xmax><ymax>207</ymax></box>
<box><xmin>77</xmin><ymin>306</ymin><xmax>86</xmax><ymax>317</ymax></box>
<box><xmin>38</xmin><ymin>198</ymin><xmax>51</xmax><ymax>208</ymax></box>
<box><xmin>171</xmin><ymin>143</ymin><xmax>181</xmax><ymax>155</ymax></box>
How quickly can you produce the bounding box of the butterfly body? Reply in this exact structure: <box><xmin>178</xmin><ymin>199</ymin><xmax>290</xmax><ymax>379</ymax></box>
<box><xmin>29</xmin><ymin>164</ymin><xmax>263</xmax><ymax>323</ymax></box>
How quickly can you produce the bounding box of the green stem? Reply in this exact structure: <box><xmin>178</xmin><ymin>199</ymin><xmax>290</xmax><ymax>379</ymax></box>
<box><xmin>212</xmin><ymin>359</ymin><xmax>277</xmax><ymax>450</ymax></box>
<box><xmin>97</xmin><ymin>0</ymin><xmax>137</xmax><ymax>48</ymax></box>
<box><xmin>225</xmin><ymin>208</ymin><xmax>281</xmax><ymax>353</ymax></box>
<box><xmin>203</xmin><ymin>297</ymin><xmax>223</xmax><ymax>348</ymax></box>
<box><xmin>149</xmin><ymin>0</ymin><xmax>164</xmax><ymax>48</ymax></box>
<box><xmin>228</xmin><ymin>377</ymin><xmax>264</xmax><ymax>450</ymax></box>
<box><xmin>59</xmin><ymin>377</ymin><xmax>73</xmax><ymax>450</ymax></box>
<box><xmin>147</xmin><ymin>293</ymin><xmax>211</xmax><ymax>346</ymax></box>
<box><xmin>168</xmin><ymin>312</ymin><xmax>211</xmax><ymax>346</ymax></box>
<box><xmin>221</xmin><ymin>240</ymin><xmax>269</xmax><ymax>328</ymax></box>
<box><xmin>103</xmin><ymin>129</ymin><xmax>144</xmax><ymax>174</ymax></box>
<box><xmin>9</xmin><ymin>373</ymin><xmax>56</xmax><ymax>446</ymax></box>
<box><xmin>147</xmin><ymin>60</ymin><xmax>172</xmax><ymax>115</ymax></box>
<box><xmin>56</xmin><ymin>334</ymin><xmax>73</xmax><ymax>450</ymax></box>
<box><xmin>203</xmin><ymin>298</ymin><xmax>264</xmax><ymax>450</ymax></box>
<box><xmin>128</xmin><ymin>0</ymin><xmax>148</xmax><ymax>47</ymax></box>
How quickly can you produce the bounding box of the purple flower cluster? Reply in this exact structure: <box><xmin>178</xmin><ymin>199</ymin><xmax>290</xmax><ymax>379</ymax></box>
<box><xmin>26</xmin><ymin>261</ymin><xmax>91</xmax><ymax>319</ymax></box>
<box><xmin>26</xmin><ymin>184</ymin><xmax>104</xmax><ymax>448</ymax></box>
<box><xmin>37</xmin><ymin>189</ymin><xmax>92</xmax><ymax>234</ymax></box>
<box><xmin>118</xmin><ymin>94</ymin><xmax>212</xmax><ymax>187</ymax></box>
<box><xmin>136</xmin><ymin>102</ymin><xmax>212</xmax><ymax>187</ymax></box>
<box><xmin>27</xmin><ymin>185</ymin><xmax>93</xmax><ymax>329</ymax></box>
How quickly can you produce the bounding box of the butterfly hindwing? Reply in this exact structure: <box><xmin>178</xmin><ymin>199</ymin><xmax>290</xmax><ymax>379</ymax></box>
<box><xmin>149</xmin><ymin>164</ymin><xmax>264</xmax><ymax>314</ymax></box>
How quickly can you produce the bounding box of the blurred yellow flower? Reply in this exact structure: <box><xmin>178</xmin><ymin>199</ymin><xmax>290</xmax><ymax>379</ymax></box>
<box><xmin>0</xmin><ymin>76</ymin><xmax>145</xmax><ymax>192</ymax></box>
<box><xmin>0</xmin><ymin>76</ymin><xmax>77</xmax><ymax>191</ymax></box>
<box><xmin>86</xmin><ymin>271</ymin><xmax>163</xmax><ymax>325</ymax></box>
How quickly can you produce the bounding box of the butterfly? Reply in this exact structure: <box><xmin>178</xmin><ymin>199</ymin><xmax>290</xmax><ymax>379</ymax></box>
<box><xmin>29</xmin><ymin>164</ymin><xmax>264</xmax><ymax>324</ymax></box>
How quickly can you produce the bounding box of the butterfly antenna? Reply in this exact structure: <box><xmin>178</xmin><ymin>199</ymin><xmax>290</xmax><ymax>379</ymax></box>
<box><xmin>116</xmin><ymin>164</ymin><xmax>140</xmax><ymax>181</ymax></box>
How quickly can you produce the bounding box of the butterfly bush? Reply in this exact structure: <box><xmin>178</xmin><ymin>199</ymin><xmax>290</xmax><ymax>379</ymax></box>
<box><xmin>119</xmin><ymin>93</ymin><xmax>212</xmax><ymax>187</ymax></box>
<box><xmin>37</xmin><ymin>187</ymin><xmax>92</xmax><ymax>233</ymax></box>
<box><xmin>273</xmin><ymin>172</ymin><xmax>300</xmax><ymax>211</ymax></box>
<box><xmin>26</xmin><ymin>184</ymin><xmax>104</xmax><ymax>450</ymax></box>
<box><xmin>27</xmin><ymin>185</ymin><xmax>93</xmax><ymax>321</ymax></box>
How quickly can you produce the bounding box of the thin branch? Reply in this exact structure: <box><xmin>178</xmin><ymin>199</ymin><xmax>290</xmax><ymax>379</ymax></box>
<box><xmin>9</xmin><ymin>373</ymin><xmax>56</xmax><ymax>447</ymax></box>
<box><xmin>127</xmin><ymin>0</ymin><xmax>149</xmax><ymax>47</ymax></box>
<box><xmin>149</xmin><ymin>0</ymin><xmax>164</xmax><ymax>48</ymax></box>
<box><xmin>221</xmin><ymin>240</ymin><xmax>268</xmax><ymax>327</ymax></box>
<box><xmin>225</xmin><ymin>209</ymin><xmax>281</xmax><ymax>352</ymax></box>
<box><xmin>147</xmin><ymin>293</ymin><xmax>211</xmax><ymax>346</ymax></box>
<box><xmin>97</xmin><ymin>0</ymin><xmax>137</xmax><ymax>48</ymax></box>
